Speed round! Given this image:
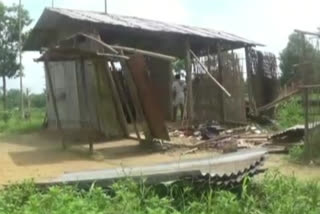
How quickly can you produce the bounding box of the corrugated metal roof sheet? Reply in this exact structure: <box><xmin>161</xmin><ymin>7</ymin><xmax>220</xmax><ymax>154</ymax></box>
<box><xmin>26</xmin><ymin>7</ymin><xmax>261</xmax><ymax>50</ymax></box>
<box><xmin>38</xmin><ymin>148</ymin><xmax>267</xmax><ymax>186</ymax></box>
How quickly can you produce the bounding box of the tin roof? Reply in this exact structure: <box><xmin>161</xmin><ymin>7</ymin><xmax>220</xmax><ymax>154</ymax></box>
<box><xmin>24</xmin><ymin>8</ymin><xmax>262</xmax><ymax>53</ymax></box>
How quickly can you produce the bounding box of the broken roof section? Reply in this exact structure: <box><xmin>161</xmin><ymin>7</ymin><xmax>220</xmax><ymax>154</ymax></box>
<box><xmin>24</xmin><ymin>8</ymin><xmax>262</xmax><ymax>57</ymax></box>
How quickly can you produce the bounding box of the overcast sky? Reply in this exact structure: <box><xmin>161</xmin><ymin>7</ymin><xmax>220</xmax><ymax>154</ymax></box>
<box><xmin>3</xmin><ymin>0</ymin><xmax>320</xmax><ymax>94</ymax></box>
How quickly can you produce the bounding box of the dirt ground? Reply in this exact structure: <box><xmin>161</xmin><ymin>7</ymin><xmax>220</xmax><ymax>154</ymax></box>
<box><xmin>0</xmin><ymin>131</ymin><xmax>216</xmax><ymax>185</ymax></box>
<box><xmin>1</xmin><ymin>131</ymin><xmax>320</xmax><ymax>185</ymax></box>
<box><xmin>265</xmin><ymin>154</ymin><xmax>320</xmax><ymax>181</ymax></box>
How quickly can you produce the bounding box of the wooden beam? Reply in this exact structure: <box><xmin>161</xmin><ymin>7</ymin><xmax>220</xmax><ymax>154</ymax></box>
<box><xmin>294</xmin><ymin>29</ymin><xmax>320</xmax><ymax>37</ymax></box>
<box><xmin>111</xmin><ymin>45</ymin><xmax>176</xmax><ymax>62</ymax></box>
<box><xmin>217</xmin><ymin>42</ymin><xmax>225</xmax><ymax>123</ymax></box>
<box><xmin>190</xmin><ymin>49</ymin><xmax>231</xmax><ymax>97</ymax></box>
<box><xmin>74</xmin><ymin>33</ymin><xmax>118</xmax><ymax>54</ymax></box>
<box><xmin>44</xmin><ymin>58</ymin><xmax>66</xmax><ymax>149</ymax></box>
<box><xmin>96</xmin><ymin>53</ymin><xmax>130</xmax><ymax>60</ymax></box>
<box><xmin>185</xmin><ymin>39</ymin><xmax>193</xmax><ymax>121</ymax></box>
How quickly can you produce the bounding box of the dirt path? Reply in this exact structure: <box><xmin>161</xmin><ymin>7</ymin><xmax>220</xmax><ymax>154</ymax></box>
<box><xmin>1</xmin><ymin>131</ymin><xmax>319</xmax><ymax>185</ymax></box>
<box><xmin>265</xmin><ymin>154</ymin><xmax>320</xmax><ymax>181</ymax></box>
<box><xmin>0</xmin><ymin>131</ymin><xmax>215</xmax><ymax>185</ymax></box>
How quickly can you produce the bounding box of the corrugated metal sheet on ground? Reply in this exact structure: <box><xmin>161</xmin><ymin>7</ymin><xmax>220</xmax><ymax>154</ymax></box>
<box><xmin>39</xmin><ymin>148</ymin><xmax>267</xmax><ymax>186</ymax></box>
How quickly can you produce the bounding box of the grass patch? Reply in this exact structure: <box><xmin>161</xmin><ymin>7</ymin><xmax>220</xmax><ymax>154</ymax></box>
<box><xmin>288</xmin><ymin>144</ymin><xmax>305</xmax><ymax>163</ymax></box>
<box><xmin>0</xmin><ymin>108</ymin><xmax>45</xmax><ymax>135</ymax></box>
<box><xmin>0</xmin><ymin>172</ymin><xmax>319</xmax><ymax>214</ymax></box>
<box><xmin>275</xmin><ymin>96</ymin><xmax>304</xmax><ymax>129</ymax></box>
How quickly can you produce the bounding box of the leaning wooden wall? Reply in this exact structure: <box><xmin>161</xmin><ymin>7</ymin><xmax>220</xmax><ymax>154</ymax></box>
<box><xmin>193</xmin><ymin>53</ymin><xmax>246</xmax><ymax>124</ymax></box>
<box><xmin>46</xmin><ymin>59</ymin><xmax>127</xmax><ymax>140</ymax></box>
<box><xmin>46</xmin><ymin>61</ymin><xmax>81</xmax><ymax>129</ymax></box>
<box><xmin>146</xmin><ymin>58</ymin><xmax>173</xmax><ymax>120</ymax></box>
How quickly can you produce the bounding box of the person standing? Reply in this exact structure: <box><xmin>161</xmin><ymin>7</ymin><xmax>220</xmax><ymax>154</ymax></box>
<box><xmin>172</xmin><ymin>74</ymin><xmax>186</xmax><ymax>121</ymax></box>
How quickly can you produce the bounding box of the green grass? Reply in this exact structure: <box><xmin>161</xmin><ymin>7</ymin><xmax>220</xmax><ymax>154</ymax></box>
<box><xmin>0</xmin><ymin>172</ymin><xmax>319</xmax><ymax>214</ymax></box>
<box><xmin>0</xmin><ymin>108</ymin><xmax>45</xmax><ymax>135</ymax></box>
<box><xmin>275</xmin><ymin>96</ymin><xmax>304</xmax><ymax>129</ymax></box>
<box><xmin>288</xmin><ymin>144</ymin><xmax>305</xmax><ymax>163</ymax></box>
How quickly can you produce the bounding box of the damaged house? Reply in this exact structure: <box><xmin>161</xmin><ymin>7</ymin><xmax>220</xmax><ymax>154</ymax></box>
<box><xmin>24</xmin><ymin>8</ymin><xmax>277</xmax><ymax>148</ymax></box>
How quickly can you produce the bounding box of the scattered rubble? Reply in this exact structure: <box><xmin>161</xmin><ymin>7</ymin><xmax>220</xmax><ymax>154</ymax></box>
<box><xmin>168</xmin><ymin>123</ymin><xmax>270</xmax><ymax>153</ymax></box>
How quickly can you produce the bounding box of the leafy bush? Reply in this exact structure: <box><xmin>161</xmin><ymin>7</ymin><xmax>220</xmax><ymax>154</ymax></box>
<box><xmin>0</xmin><ymin>111</ymin><xmax>11</xmax><ymax>123</ymax></box>
<box><xmin>276</xmin><ymin>97</ymin><xmax>304</xmax><ymax>129</ymax></box>
<box><xmin>289</xmin><ymin>144</ymin><xmax>305</xmax><ymax>163</ymax></box>
<box><xmin>0</xmin><ymin>172</ymin><xmax>319</xmax><ymax>214</ymax></box>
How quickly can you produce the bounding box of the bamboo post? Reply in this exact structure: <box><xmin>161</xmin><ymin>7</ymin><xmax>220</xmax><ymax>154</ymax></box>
<box><xmin>245</xmin><ymin>46</ymin><xmax>258</xmax><ymax>116</ymax></box>
<box><xmin>44</xmin><ymin>57</ymin><xmax>66</xmax><ymax>149</ymax></box>
<box><xmin>185</xmin><ymin>39</ymin><xmax>193</xmax><ymax>121</ymax></box>
<box><xmin>111</xmin><ymin>62</ymin><xmax>141</xmax><ymax>141</ymax></box>
<box><xmin>217</xmin><ymin>42</ymin><xmax>225</xmax><ymax>122</ymax></box>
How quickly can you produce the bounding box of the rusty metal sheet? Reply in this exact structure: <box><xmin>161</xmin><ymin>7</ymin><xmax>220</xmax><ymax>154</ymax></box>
<box><xmin>128</xmin><ymin>54</ymin><xmax>170</xmax><ymax>141</ymax></box>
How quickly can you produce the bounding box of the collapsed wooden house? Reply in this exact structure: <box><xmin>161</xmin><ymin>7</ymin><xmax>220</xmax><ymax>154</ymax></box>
<box><xmin>24</xmin><ymin>8</ymin><xmax>273</xmax><ymax>147</ymax></box>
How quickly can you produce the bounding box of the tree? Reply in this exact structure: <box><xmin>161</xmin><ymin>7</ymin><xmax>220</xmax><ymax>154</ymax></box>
<box><xmin>279</xmin><ymin>33</ymin><xmax>317</xmax><ymax>85</ymax></box>
<box><xmin>0</xmin><ymin>2</ymin><xmax>31</xmax><ymax>110</ymax></box>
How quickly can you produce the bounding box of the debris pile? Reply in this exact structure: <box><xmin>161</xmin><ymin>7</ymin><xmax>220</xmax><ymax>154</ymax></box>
<box><xmin>167</xmin><ymin>123</ymin><xmax>270</xmax><ymax>153</ymax></box>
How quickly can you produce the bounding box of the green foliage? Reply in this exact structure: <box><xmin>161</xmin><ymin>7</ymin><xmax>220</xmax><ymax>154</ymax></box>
<box><xmin>29</xmin><ymin>93</ymin><xmax>46</xmax><ymax>109</ymax></box>
<box><xmin>0</xmin><ymin>89</ymin><xmax>46</xmax><ymax>110</ymax></box>
<box><xmin>0</xmin><ymin>2</ymin><xmax>32</xmax><ymax>79</ymax></box>
<box><xmin>0</xmin><ymin>172</ymin><xmax>319</xmax><ymax>214</ymax></box>
<box><xmin>0</xmin><ymin>108</ymin><xmax>44</xmax><ymax>135</ymax></box>
<box><xmin>172</xmin><ymin>59</ymin><xmax>185</xmax><ymax>73</ymax></box>
<box><xmin>279</xmin><ymin>33</ymin><xmax>320</xmax><ymax>85</ymax></box>
<box><xmin>275</xmin><ymin>96</ymin><xmax>304</xmax><ymax>128</ymax></box>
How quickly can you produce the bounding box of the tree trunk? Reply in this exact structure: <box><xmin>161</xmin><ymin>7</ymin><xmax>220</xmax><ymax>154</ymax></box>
<box><xmin>2</xmin><ymin>75</ymin><xmax>6</xmax><ymax>111</ymax></box>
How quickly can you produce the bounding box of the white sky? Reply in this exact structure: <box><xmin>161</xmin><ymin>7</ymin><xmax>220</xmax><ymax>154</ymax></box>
<box><xmin>3</xmin><ymin>0</ymin><xmax>320</xmax><ymax>93</ymax></box>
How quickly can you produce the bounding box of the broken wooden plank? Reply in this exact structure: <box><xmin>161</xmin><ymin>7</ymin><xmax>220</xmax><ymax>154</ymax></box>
<box><xmin>127</xmin><ymin>54</ymin><xmax>170</xmax><ymax>141</ymax></box>
<box><xmin>258</xmin><ymin>89</ymin><xmax>301</xmax><ymax>112</ymax></box>
<box><xmin>104</xmin><ymin>62</ymin><xmax>129</xmax><ymax>137</ymax></box>
<box><xmin>120</xmin><ymin>58</ymin><xmax>152</xmax><ymax>141</ymax></box>
<box><xmin>110</xmin><ymin>61</ymin><xmax>141</xmax><ymax>141</ymax></box>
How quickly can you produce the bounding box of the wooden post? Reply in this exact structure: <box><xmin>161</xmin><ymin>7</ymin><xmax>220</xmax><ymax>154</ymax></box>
<box><xmin>44</xmin><ymin>58</ymin><xmax>66</xmax><ymax>149</ymax></box>
<box><xmin>80</xmin><ymin>59</ymin><xmax>94</xmax><ymax>153</ymax></box>
<box><xmin>245</xmin><ymin>46</ymin><xmax>258</xmax><ymax>116</ymax></box>
<box><xmin>300</xmin><ymin>33</ymin><xmax>312</xmax><ymax>159</ymax></box>
<box><xmin>111</xmin><ymin>62</ymin><xmax>142</xmax><ymax>141</ymax></box>
<box><xmin>303</xmin><ymin>87</ymin><xmax>310</xmax><ymax>159</ymax></box>
<box><xmin>185</xmin><ymin>39</ymin><xmax>193</xmax><ymax>121</ymax></box>
<box><xmin>217</xmin><ymin>42</ymin><xmax>225</xmax><ymax>122</ymax></box>
<box><xmin>207</xmin><ymin>47</ymin><xmax>211</xmax><ymax>74</ymax></box>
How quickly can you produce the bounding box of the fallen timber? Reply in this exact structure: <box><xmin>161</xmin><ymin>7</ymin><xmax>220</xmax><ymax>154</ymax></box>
<box><xmin>38</xmin><ymin>149</ymin><xmax>267</xmax><ymax>187</ymax></box>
